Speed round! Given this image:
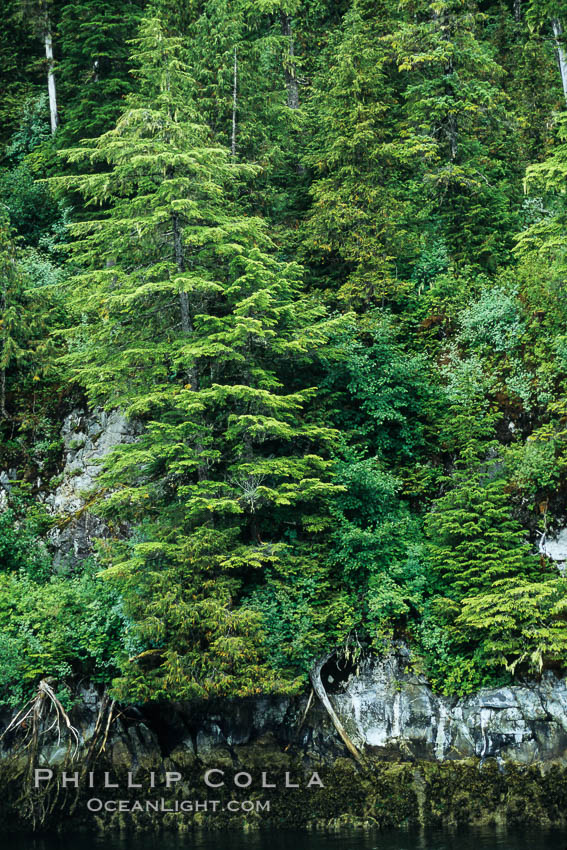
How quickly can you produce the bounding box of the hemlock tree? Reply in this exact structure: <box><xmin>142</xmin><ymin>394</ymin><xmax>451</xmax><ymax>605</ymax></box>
<box><xmin>184</xmin><ymin>0</ymin><xmax>307</xmax><ymax>228</ymax></box>
<box><xmin>420</xmin><ymin>470</ymin><xmax>564</xmax><ymax>692</ymax></box>
<box><xmin>390</xmin><ymin>0</ymin><xmax>522</xmax><ymax>270</ymax></box>
<box><xmin>425</xmin><ymin>473</ymin><xmax>538</xmax><ymax>599</ymax></box>
<box><xmin>0</xmin><ymin>216</ymin><xmax>59</xmax><ymax>434</ymax></box>
<box><xmin>0</xmin><ymin>0</ymin><xmax>45</xmax><ymax>146</ymax></box>
<box><xmin>526</xmin><ymin>0</ymin><xmax>567</xmax><ymax>103</ymax></box>
<box><xmin>515</xmin><ymin>112</ymin><xmax>567</xmax><ymax>270</ymax></box>
<box><xmin>56</xmin><ymin>0</ymin><xmax>145</xmax><ymax>144</ymax></box>
<box><xmin>52</xmin><ymin>17</ymin><xmax>341</xmax><ymax>702</ymax></box>
<box><xmin>302</xmin><ymin>0</ymin><xmax>418</xmax><ymax>307</ymax></box>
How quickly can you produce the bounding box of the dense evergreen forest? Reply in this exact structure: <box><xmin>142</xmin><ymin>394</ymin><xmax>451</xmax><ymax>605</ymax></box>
<box><xmin>2</xmin><ymin>0</ymin><xmax>567</xmax><ymax>710</ymax></box>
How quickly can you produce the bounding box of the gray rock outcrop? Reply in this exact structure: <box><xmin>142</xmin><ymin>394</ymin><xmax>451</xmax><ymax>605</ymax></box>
<box><xmin>43</xmin><ymin>408</ymin><xmax>138</xmax><ymax>560</ymax></box>
<box><xmin>4</xmin><ymin>648</ymin><xmax>567</xmax><ymax>768</ymax></box>
<box><xmin>331</xmin><ymin>648</ymin><xmax>567</xmax><ymax>763</ymax></box>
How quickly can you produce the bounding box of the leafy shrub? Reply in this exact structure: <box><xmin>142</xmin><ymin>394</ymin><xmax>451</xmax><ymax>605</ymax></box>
<box><xmin>0</xmin><ymin>561</ymin><xmax>129</xmax><ymax>708</ymax></box>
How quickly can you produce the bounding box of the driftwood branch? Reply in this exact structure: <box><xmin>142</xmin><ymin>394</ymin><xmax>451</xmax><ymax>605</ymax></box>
<box><xmin>298</xmin><ymin>687</ymin><xmax>314</xmax><ymax>733</ymax></box>
<box><xmin>284</xmin><ymin>687</ymin><xmax>314</xmax><ymax>751</ymax></box>
<box><xmin>309</xmin><ymin>652</ymin><xmax>363</xmax><ymax>763</ymax></box>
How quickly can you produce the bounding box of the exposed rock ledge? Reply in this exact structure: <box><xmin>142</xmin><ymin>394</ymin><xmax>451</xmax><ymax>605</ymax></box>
<box><xmin>4</xmin><ymin>649</ymin><xmax>567</xmax><ymax>831</ymax></box>
<box><xmin>2</xmin><ymin>648</ymin><xmax>567</xmax><ymax>768</ymax></box>
<box><xmin>43</xmin><ymin>407</ymin><xmax>139</xmax><ymax>560</ymax></box>
<box><xmin>136</xmin><ymin>647</ymin><xmax>567</xmax><ymax>765</ymax></box>
<box><xmin>331</xmin><ymin>647</ymin><xmax>567</xmax><ymax>764</ymax></box>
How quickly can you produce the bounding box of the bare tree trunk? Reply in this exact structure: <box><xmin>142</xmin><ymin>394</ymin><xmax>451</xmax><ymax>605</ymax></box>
<box><xmin>309</xmin><ymin>653</ymin><xmax>363</xmax><ymax>763</ymax></box>
<box><xmin>513</xmin><ymin>0</ymin><xmax>521</xmax><ymax>23</ymax></box>
<box><xmin>231</xmin><ymin>48</ymin><xmax>237</xmax><ymax>157</ymax></box>
<box><xmin>552</xmin><ymin>19</ymin><xmax>567</xmax><ymax>105</ymax></box>
<box><xmin>44</xmin><ymin>14</ymin><xmax>58</xmax><ymax>133</ymax></box>
<box><xmin>280</xmin><ymin>12</ymin><xmax>299</xmax><ymax>110</ymax></box>
<box><xmin>448</xmin><ymin>113</ymin><xmax>458</xmax><ymax>161</ymax></box>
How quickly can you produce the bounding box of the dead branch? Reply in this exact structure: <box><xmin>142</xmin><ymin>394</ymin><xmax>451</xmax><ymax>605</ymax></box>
<box><xmin>1</xmin><ymin>679</ymin><xmax>80</xmax><ymax>759</ymax></box>
<box><xmin>309</xmin><ymin>653</ymin><xmax>363</xmax><ymax>764</ymax></box>
<box><xmin>1</xmin><ymin>679</ymin><xmax>81</xmax><ymax>831</ymax></box>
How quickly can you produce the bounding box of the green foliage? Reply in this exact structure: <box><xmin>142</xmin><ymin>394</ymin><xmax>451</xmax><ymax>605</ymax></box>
<box><xmin>457</xmin><ymin>576</ymin><xmax>567</xmax><ymax>677</ymax></box>
<box><xmin>390</xmin><ymin>0</ymin><xmax>523</xmax><ymax>269</ymax></box>
<box><xmin>425</xmin><ymin>474</ymin><xmax>538</xmax><ymax>599</ymax></box>
<box><xmin>302</xmin><ymin>0</ymin><xmax>417</xmax><ymax>305</ymax></box>
<box><xmin>320</xmin><ymin>315</ymin><xmax>433</xmax><ymax>461</ymax></box>
<box><xmin>0</xmin><ymin>497</ymin><xmax>52</xmax><ymax>580</ymax></box>
<box><xmin>418</xmin><ymin>471</ymin><xmax>565</xmax><ymax>691</ymax></box>
<box><xmin>458</xmin><ymin>287</ymin><xmax>523</xmax><ymax>354</ymax></box>
<box><xmin>2</xmin><ymin>0</ymin><xmax>567</xmax><ymax>707</ymax></box>
<box><xmin>5</xmin><ymin>95</ymin><xmax>51</xmax><ymax>163</ymax></box>
<box><xmin>329</xmin><ymin>454</ymin><xmax>425</xmax><ymax>642</ymax></box>
<box><xmin>0</xmin><ymin>218</ymin><xmax>67</xmax><ymax>474</ymax></box>
<box><xmin>0</xmin><ymin>95</ymin><xmax>67</xmax><ymax>247</ymax></box>
<box><xmin>56</xmin><ymin>0</ymin><xmax>145</xmax><ymax>144</ymax></box>
<box><xmin>185</xmin><ymin>0</ymin><xmax>307</xmax><ymax>226</ymax></box>
<box><xmin>51</xmin><ymin>16</ymin><xmax>341</xmax><ymax>702</ymax></box>
<box><xmin>0</xmin><ymin>163</ymin><xmax>61</xmax><ymax>246</ymax></box>
<box><xmin>0</xmin><ymin>559</ymin><xmax>129</xmax><ymax>708</ymax></box>
<box><xmin>0</xmin><ymin>0</ymin><xmax>44</xmax><ymax>147</ymax></box>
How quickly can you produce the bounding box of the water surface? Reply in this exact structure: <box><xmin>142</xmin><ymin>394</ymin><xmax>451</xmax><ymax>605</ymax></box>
<box><xmin>4</xmin><ymin>828</ymin><xmax>567</xmax><ymax>850</ymax></box>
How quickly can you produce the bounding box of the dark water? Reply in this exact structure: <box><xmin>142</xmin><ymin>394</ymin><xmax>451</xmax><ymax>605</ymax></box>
<box><xmin>3</xmin><ymin>829</ymin><xmax>567</xmax><ymax>850</ymax></box>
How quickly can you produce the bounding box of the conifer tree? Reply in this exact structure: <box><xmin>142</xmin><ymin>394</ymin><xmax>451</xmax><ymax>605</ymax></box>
<box><xmin>0</xmin><ymin>0</ymin><xmax>44</xmax><ymax>145</ymax></box>
<box><xmin>420</xmin><ymin>469</ymin><xmax>567</xmax><ymax>690</ymax></box>
<box><xmin>391</xmin><ymin>0</ymin><xmax>522</xmax><ymax>269</ymax></box>
<box><xmin>53</xmin><ymin>17</ymin><xmax>340</xmax><ymax>701</ymax></box>
<box><xmin>425</xmin><ymin>474</ymin><xmax>538</xmax><ymax>599</ymax></box>
<box><xmin>56</xmin><ymin>0</ymin><xmax>145</xmax><ymax>143</ymax></box>
<box><xmin>0</xmin><ymin>216</ymin><xmax>61</xmax><ymax>446</ymax></box>
<box><xmin>515</xmin><ymin>112</ymin><xmax>567</xmax><ymax>267</ymax></box>
<box><xmin>184</xmin><ymin>0</ymin><xmax>306</xmax><ymax>227</ymax></box>
<box><xmin>302</xmin><ymin>0</ymin><xmax>418</xmax><ymax>307</ymax></box>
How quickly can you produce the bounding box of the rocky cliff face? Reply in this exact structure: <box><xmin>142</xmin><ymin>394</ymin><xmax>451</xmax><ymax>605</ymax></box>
<box><xmin>5</xmin><ymin>653</ymin><xmax>567</xmax><ymax>832</ymax></box>
<box><xmin>0</xmin><ymin>407</ymin><xmax>138</xmax><ymax>562</ymax></box>
<box><xmin>4</xmin><ymin>649</ymin><xmax>567</xmax><ymax>768</ymax></box>
<box><xmin>332</xmin><ymin>648</ymin><xmax>567</xmax><ymax>764</ymax></box>
<box><xmin>118</xmin><ymin>650</ymin><xmax>567</xmax><ymax>766</ymax></box>
<box><xmin>42</xmin><ymin>408</ymin><xmax>138</xmax><ymax>561</ymax></box>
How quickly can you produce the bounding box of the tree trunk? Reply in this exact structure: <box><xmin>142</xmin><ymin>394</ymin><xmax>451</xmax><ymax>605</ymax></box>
<box><xmin>309</xmin><ymin>653</ymin><xmax>363</xmax><ymax>763</ymax></box>
<box><xmin>172</xmin><ymin>211</ymin><xmax>204</xmax><ymax>478</ymax></box>
<box><xmin>513</xmin><ymin>0</ymin><xmax>521</xmax><ymax>23</ymax></box>
<box><xmin>172</xmin><ymin>212</ymin><xmax>192</xmax><ymax>337</ymax></box>
<box><xmin>552</xmin><ymin>19</ymin><xmax>567</xmax><ymax>105</ymax></box>
<box><xmin>0</xmin><ymin>275</ymin><xmax>7</xmax><ymax>419</ymax></box>
<box><xmin>0</xmin><ymin>368</ymin><xmax>6</xmax><ymax>420</ymax></box>
<box><xmin>44</xmin><ymin>15</ymin><xmax>58</xmax><ymax>133</ymax></box>
<box><xmin>280</xmin><ymin>12</ymin><xmax>299</xmax><ymax>110</ymax></box>
<box><xmin>447</xmin><ymin>113</ymin><xmax>458</xmax><ymax>161</ymax></box>
<box><xmin>231</xmin><ymin>48</ymin><xmax>237</xmax><ymax>157</ymax></box>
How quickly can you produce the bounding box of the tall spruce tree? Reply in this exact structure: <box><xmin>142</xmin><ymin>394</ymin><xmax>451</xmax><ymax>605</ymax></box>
<box><xmin>52</xmin><ymin>17</ymin><xmax>340</xmax><ymax>701</ymax></box>
<box><xmin>184</xmin><ymin>0</ymin><xmax>307</xmax><ymax>227</ymax></box>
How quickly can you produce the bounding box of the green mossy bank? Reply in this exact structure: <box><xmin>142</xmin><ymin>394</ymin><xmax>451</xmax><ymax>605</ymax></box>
<box><xmin>1</xmin><ymin>748</ymin><xmax>567</xmax><ymax>834</ymax></box>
